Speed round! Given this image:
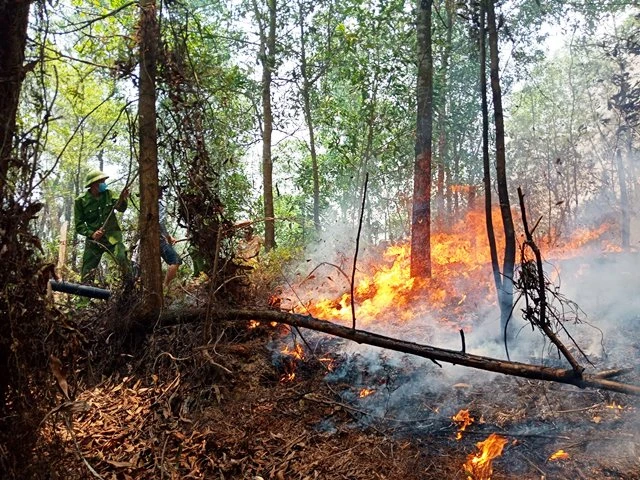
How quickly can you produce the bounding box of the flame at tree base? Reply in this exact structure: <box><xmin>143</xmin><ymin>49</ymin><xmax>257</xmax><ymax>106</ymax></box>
<box><xmin>292</xmin><ymin>210</ymin><xmax>502</xmax><ymax>328</ymax></box>
<box><xmin>284</xmin><ymin>205</ymin><xmax>620</xmax><ymax>335</ymax></box>
<box><xmin>463</xmin><ymin>433</ymin><xmax>508</xmax><ymax>480</ymax></box>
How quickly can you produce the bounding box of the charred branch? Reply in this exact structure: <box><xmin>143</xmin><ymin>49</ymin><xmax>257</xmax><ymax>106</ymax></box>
<box><xmin>158</xmin><ymin>308</ymin><xmax>640</xmax><ymax>396</ymax></box>
<box><xmin>351</xmin><ymin>172</ymin><xmax>368</xmax><ymax>330</ymax></box>
<box><xmin>517</xmin><ymin>187</ymin><xmax>585</xmax><ymax>377</ymax></box>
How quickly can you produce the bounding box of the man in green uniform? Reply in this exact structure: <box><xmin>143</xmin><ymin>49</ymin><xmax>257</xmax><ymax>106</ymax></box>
<box><xmin>74</xmin><ymin>170</ymin><xmax>130</xmax><ymax>283</ymax></box>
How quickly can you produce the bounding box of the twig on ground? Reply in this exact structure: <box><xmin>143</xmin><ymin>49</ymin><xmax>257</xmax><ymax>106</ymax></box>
<box><xmin>515</xmin><ymin>450</ymin><xmax>550</xmax><ymax>479</ymax></box>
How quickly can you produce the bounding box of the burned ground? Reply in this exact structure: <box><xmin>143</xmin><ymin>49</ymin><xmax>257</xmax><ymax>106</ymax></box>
<box><xmin>27</xmin><ymin>306</ymin><xmax>640</xmax><ymax>480</ymax></box>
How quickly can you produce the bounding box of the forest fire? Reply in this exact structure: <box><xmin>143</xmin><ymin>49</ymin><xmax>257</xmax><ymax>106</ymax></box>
<box><xmin>318</xmin><ymin>357</ymin><xmax>335</xmax><ymax>371</ymax></box>
<box><xmin>549</xmin><ymin>449</ymin><xmax>570</xmax><ymax>461</ymax></box>
<box><xmin>541</xmin><ymin>222</ymin><xmax>617</xmax><ymax>257</ymax></box>
<box><xmin>278</xmin><ymin>344</ymin><xmax>305</xmax><ymax>383</ymax></box>
<box><xmin>288</xmin><ymin>207</ymin><xmax>618</xmax><ymax>328</ymax></box>
<box><xmin>463</xmin><ymin>433</ymin><xmax>508</xmax><ymax>480</ymax></box>
<box><xmin>358</xmin><ymin>388</ymin><xmax>375</xmax><ymax>398</ymax></box>
<box><xmin>292</xmin><ymin>209</ymin><xmax>503</xmax><ymax>326</ymax></box>
<box><xmin>281</xmin><ymin>343</ymin><xmax>305</xmax><ymax>360</ymax></box>
<box><xmin>452</xmin><ymin>409</ymin><xmax>474</xmax><ymax>440</ymax></box>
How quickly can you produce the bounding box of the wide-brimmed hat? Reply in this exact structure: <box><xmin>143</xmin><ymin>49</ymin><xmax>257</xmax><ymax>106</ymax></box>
<box><xmin>84</xmin><ymin>170</ymin><xmax>109</xmax><ymax>188</ymax></box>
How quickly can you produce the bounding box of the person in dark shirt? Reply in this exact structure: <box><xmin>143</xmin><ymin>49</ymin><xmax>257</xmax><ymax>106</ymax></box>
<box><xmin>159</xmin><ymin>186</ymin><xmax>182</xmax><ymax>288</ymax></box>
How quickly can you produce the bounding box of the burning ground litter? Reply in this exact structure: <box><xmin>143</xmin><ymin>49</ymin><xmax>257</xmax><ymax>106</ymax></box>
<box><xmin>29</xmin><ymin>208</ymin><xmax>640</xmax><ymax>479</ymax></box>
<box><xmin>35</xmin><ymin>316</ymin><xmax>640</xmax><ymax>479</ymax></box>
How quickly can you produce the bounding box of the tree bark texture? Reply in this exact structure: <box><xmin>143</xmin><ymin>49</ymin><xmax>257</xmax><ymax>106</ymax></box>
<box><xmin>486</xmin><ymin>0</ymin><xmax>515</xmax><ymax>333</ymax></box>
<box><xmin>159</xmin><ymin>308</ymin><xmax>640</xmax><ymax>396</ymax></box>
<box><xmin>0</xmin><ymin>2</ymin><xmax>31</xmax><ymax>199</ymax></box>
<box><xmin>479</xmin><ymin>1</ymin><xmax>503</xmax><ymax>326</ymax></box>
<box><xmin>411</xmin><ymin>0</ymin><xmax>433</xmax><ymax>279</ymax></box>
<box><xmin>256</xmin><ymin>0</ymin><xmax>277</xmax><ymax>251</ymax></box>
<box><xmin>616</xmin><ymin>149</ymin><xmax>630</xmax><ymax>250</ymax></box>
<box><xmin>298</xmin><ymin>1</ymin><xmax>321</xmax><ymax>234</ymax></box>
<box><xmin>435</xmin><ymin>0</ymin><xmax>455</xmax><ymax>227</ymax></box>
<box><xmin>0</xmin><ymin>0</ymin><xmax>32</xmax><ymax>413</ymax></box>
<box><xmin>138</xmin><ymin>0</ymin><xmax>163</xmax><ymax>314</ymax></box>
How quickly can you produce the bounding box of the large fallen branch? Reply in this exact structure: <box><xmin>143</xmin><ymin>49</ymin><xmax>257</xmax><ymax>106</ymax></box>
<box><xmin>158</xmin><ymin>308</ymin><xmax>640</xmax><ymax>396</ymax></box>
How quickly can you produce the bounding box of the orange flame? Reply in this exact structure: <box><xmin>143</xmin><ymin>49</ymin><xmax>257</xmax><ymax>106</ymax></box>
<box><xmin>248</xmin><ymin>320</ymin><xmax>260</xmax><ymax>329</ymax></box>
<box><xmin>548</xmin><ymin>449</ymin><xmax>569</xmax><ymax>461</ymax></box>
<box><xmin>450</xmin><ymin>184</ymin><xmax>476</xmax><ymax>194</ymax></box>
<box><xmin>280</xmin><ymin>372</ymin><xmax>295</xmax><ymax>383</ymax></box>
<box><xmin>452</xmin><ymin>409</ymin><xmax>474</xmax><ymax>440</ymax></box>
<box><xmin>284</xmin><ymin>207</ymin><xmax>618</xmax><ymax>328</ymax></box>
<box><xmin>318</xmin><ymin>357</ymin><xmax>335</xmax><ymax>371</ymax></box>
<box><xmin>541</xmin><ymin>222</ymin><xmax>617</xmax><ymax>257</ymax></box>
<box><xmin>281</xmin><ymin>344</ymin><xmax>305</xmax><ymax>360</ymax></box>
<box><xmin>463</xmin><ymin>433</ymin><xmax>508</xmax><ymax>480</ymax></box>
<box><xmin>293</xmin><ymin>209</ymin><xmax>505</xmax><ymax>326</ymax></box>
<box><xmin>359</xmin><ymin>388</ymin><xmax>375</xmax><ymax>398</ymax></box>
<box><xmin>279</xmin><ymin>344</ymin><xmax>304</xmax><ymax>383</ymax></box>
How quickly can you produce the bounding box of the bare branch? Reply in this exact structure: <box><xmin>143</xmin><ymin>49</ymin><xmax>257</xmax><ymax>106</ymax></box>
<box><xmin>51</xmin><ymin>1</ymin><xmax>138</xmax><ymax>35</ymax></box>
<box><xmin>517</xmin><ymin>186</ymin><xmax>584</xmax><ymax>377</ymax></box>
<box><xmin>351</xmin><ymin>172</ymin><xmax>368</xmax><ymax>330</ymax></box>
<box><xmin>158</xmin><ymin>308</ymin><xmax>640</xmax><ymax>396</ymax></box>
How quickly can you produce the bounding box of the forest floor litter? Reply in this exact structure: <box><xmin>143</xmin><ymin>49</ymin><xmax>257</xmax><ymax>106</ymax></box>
<box><xmin>34</xmin><ymin>297</ymin><xmax>640</xmax><ymax>480</ymax></box>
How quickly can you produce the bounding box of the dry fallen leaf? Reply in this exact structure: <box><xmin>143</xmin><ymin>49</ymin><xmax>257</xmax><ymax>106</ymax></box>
<box><xmin>106</xmin><ymin>459</ymin><xmax>135</xmax><ymax>468</ymax></box>
<box><xmin>49</xmin><ymin>354</ymin><xmax>69</xmax><ymax>400</ymax></box>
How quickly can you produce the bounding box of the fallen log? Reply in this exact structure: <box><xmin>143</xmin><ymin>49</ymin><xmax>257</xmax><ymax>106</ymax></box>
<box><xmin>49</xmin><ymin>280</ymin><xmax>111</xmax><ymax>299</ymax></box>
<box><xmin>159</xmin><ymin>308</ymin><xmax>640</xmax><ymax>396</ymax></box>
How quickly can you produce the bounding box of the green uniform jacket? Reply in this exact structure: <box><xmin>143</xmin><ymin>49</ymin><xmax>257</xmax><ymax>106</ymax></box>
<box><xmin>74</xmin><ymin>189</ymin><xmax>128</xmax><ymax>245</ymax></box>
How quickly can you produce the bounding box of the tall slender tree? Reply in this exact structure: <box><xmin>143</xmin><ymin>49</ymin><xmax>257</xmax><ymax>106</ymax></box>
<box><xmin>298</xmin><ymin>0</ymin><xmax>321</xmax><ymax>234</ymax></box>
<box><xmin>411</xmin><ymin>0</ymin><xmax>434</xmax><ymax>279</ymax></box>
<box><xmin>0</xmin><ymin>0</ymin><xmax>33</xmax><ymax>416</ymax></box>
<box><xmin>609</xmin><ymin>39</ymin><xmax>638</xmax><ymax>250</ymax></box>
<box><xmin>138</xmin><ymin>0</ymin><xmax>163</xmax><ymax>313</ymax></box>
<box><xmin>253</xmin><ymin>0</ymin><xmax>277</xmax><ymax>251</ymax></box>
<box><xmin>0</xmin><ymin>3</ymin><xmax>32</xmax><ymax>199</ymax></box>
<box><xmin>486</xmin><ymin>0</ymin><xmax>516</xmax><ymax>333</ymax></box>
<box><xmin>479</xmin><ymin>1</ymin><xmax>502</xmax><ymax>332</ymax></box>
<box><xmin>434</xmin><ymin>0</ymin><xmax>455</xmax><ymax>226</ymax></box>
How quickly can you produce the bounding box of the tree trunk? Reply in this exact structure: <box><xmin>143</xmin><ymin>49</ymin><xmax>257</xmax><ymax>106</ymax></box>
<box><xmin>0</xmin><ymin>2</ymin><xmax>31</xmax><ymax>200</ymax></box>
<box><xmin>410</xmin><ymin>0</ymin><xmax>433</xmax><ymax>279</ymax></box>
<box><xmin>255</xmin><ymin>0</ymin><xmax>277</xmax><ymax>251</ymax></box>
<box><xmin>452</xmin><ymin>142</ymin><xmax>460</xmax><ymax>216</ymax></box>
<box><xmin>0</xmin><ymin>0</ymin><xmax>32</xmax><ymax>413</ymax></box>
<box><xmin>616</xmin><ymin>149</ymin><xmax>630</xmax><ymax>250</ymax></box>
<box><xmin>613</xmin><ymin>57</ymin><xmax>632</xmax><ymax>251</ymax></box>
<box><xmin>138</xmin><ymin>0</ymin><xmax>163</xmax><ymax>315</ymax></box>
<box><xmin>359</xmin><ymin>80</ymin><xmax>377</xmax><ymax>224</ymax></box>
<box><xmin>159</xmin><ymin>308</ymin><xmax>640</xmax><ymax>396</ymax></box>
<box><xmin>435</xmin><ymin>0</ymin><xmax>454</xmax><ymax>227</ymax></box>
<box><xmin>486</xmin><ymin>0</ymin><xmax>515</xmax><ymax>333</ymax></box>
<box><xmin>298</xmin><ymin>1</ymin><xmax>321</xmax><ymax>234</ymax></box>
<box><xmin>436</xmin><ymin>141</ymin><xmax>445</xmax><ymax>227</ymax></box>
<box><xmin>479</xmin><ymin>1</ymin><xmax>502</xmax><ymax>328</ymax></box>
